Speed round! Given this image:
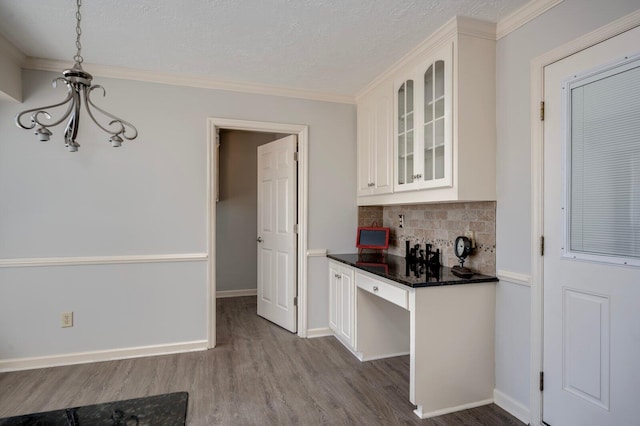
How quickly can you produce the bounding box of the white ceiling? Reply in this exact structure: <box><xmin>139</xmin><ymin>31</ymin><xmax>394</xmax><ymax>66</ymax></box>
<box><xmin>0</xmin><ymin>0</ymin><xmax>528</xmax><ymax>97</ymax></box>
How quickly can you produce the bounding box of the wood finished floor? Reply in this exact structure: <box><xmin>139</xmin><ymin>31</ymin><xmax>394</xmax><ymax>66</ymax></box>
<box><xmin>0</xmin><ymin>297</ymin><xmax>525</xmax><ymax>425</ymax></box>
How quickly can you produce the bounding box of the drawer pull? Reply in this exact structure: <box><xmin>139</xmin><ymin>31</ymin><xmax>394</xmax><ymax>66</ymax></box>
<box><xmin>373</xmin><ymin>286</ymin><xmax>379</xmax><ymax>292</ymax></box>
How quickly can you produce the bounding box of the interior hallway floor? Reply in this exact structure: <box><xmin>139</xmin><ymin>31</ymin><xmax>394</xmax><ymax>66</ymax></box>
<box><xmin>0</xmin><ymin>296</ymin><xmax>525</xmax><ymax>425</ymax></box>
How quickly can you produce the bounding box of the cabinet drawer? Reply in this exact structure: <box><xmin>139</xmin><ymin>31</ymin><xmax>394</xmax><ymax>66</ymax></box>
<box><xmin>356</xmin><ymin>272</ymin><xmax>409</xmax><ymax>310</ymax></box>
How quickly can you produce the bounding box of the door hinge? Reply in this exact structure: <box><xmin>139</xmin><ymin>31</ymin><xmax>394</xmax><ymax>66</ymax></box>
<box><xmin>293</xmin><ymin>151</ymin><xmax>299</xmax><ymax>162</ymax></box>
<box><xmin>294</xmin><ymin>224</ymin><xmax>299</xmax><ymax>234</ymax></box>
<box><xmin>540</xmin><ymin>235</ymin><xmax>545</xmax><ymax>256</ymax></box>
<box><xmin>293</xmin><ymin>296</ymin><xmax>298</xmax><ymax>306</ymax></box>
<box><xmin>540</xmin><ymin>371</ymin><xmax>544</xmax><ymax>392</ymax></box>
<box><xmin>540</xmin><ymin>101</ymin><xmax>545</xmax><ymax>121</ymax></box>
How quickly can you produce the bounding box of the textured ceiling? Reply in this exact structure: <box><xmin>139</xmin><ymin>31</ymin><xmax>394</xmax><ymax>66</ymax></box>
<box><xmin>0</xmin><ymin>0</ymin><xmax>528</xmax><ymax>96</ymax></box>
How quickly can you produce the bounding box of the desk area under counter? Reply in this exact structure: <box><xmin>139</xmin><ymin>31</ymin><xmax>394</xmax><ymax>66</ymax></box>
<box><xmin>327</xmin><ymin>253</ymin><xmax>498</xmax><ymax>419</ymax></box>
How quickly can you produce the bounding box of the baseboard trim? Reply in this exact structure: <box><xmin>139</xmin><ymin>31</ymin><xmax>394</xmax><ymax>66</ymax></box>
<box><xmin>360</xmin><ymin>351</ymin><xmax>410</xmax><ymax>361</ymax></box>
<box><xmin>493</xmin><ymin>389</ymin><xmax>531</xmax><ymax>425</ymax></box>
<box><xmin>306</xmin><ymin>327</ymin><xmax>333</xmax><ymax>338</ymax></box>
<box><xmin>216</xmin><ymin>289</ymin><xmax>257</xmax><ymax>298</ymax></box>
<box><xmin>0</xmin><ymin>340</ymin><xmax>208</xmax><ymax>372</ymax></box>
<box><xmin>414</xmin><ymin>398</ymin><xmax>494</xmax><ymax>419</ymax></box>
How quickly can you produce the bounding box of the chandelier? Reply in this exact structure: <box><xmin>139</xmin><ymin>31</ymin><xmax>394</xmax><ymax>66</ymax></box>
<box><xmin>14</xmin><ymin>0</ymin><xmax>137</xmax><ymax>152</ymax></box>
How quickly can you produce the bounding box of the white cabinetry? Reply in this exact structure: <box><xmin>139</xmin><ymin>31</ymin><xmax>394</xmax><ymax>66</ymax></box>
<box><xmin>357</xmin><ymin>17</ymin><xmax>496</xmax><ymax>206</ymax></box>
<box><xmin>395</xmin><ymin>43</ymin><xmax>453</xmax><ymax>192</ymax></box>
<box><xmin>328</xmin><ymin>258</ymin><xmax>495</xmax><ymax>419</ymax></box>
<box><xmin>357</xmin><ymin>85</ymin><xmax>393</xmax><ymax>196</ymax></box>
<box><xmin>328</xmin><ymin>261</ymin><xmax>355</xmax><ymax>349</ymax></box>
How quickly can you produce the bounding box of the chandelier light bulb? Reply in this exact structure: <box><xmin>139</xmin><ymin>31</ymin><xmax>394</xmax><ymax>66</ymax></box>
<box><xmin>110</xmin><ymin>135</ymin><xmax>123</xmax><ymax>147</ymax></box>
<box><xmin>35</xmin><ymin>127</ymin><xmax>52</xmax><ymax>142</ymax></box>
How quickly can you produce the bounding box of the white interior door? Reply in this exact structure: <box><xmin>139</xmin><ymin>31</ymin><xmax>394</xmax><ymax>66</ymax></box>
<box><xmin>543</xmin><ymin>25</ymin><xmax>640</xmax><ymax>426</ymax></box>
<box><xmin>257</xmin><ymin>135</ymin><xmax>297</xmax><ymax>333</ymax></box>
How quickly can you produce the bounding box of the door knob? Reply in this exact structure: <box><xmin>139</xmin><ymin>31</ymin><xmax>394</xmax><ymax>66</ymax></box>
<box><xmin>257</xmin><ymin>236</ymin><xmax>263</xmax><ymax>243</ymax></box>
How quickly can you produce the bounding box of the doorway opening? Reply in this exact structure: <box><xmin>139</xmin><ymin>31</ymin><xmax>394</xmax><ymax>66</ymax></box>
<box><xmin>206</xmin><ymin>118</ymin><xmax>309</xmax><ymax>348</ymax></box>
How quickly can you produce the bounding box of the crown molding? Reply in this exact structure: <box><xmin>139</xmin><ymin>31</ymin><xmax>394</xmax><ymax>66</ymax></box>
<box><xmin>496</xmin><ymin>0</ymin><xmax>564</xmax><ymax>40</ymax></box>
<box><xmin>355</xmin><ymin>1</ymin><xmax>565</xmax><ymax>99</ymax></box>
<box><xmin>356</xmin><ymin>16</ymin><xmax>496</xmax><ymax>101</ymax></box>
<box><xmin>456</xmin><ymin>16</ymin><xmax>497</xmax><ymax>40</ymax></box>
<box><xmin>22</xmin><ymin>57</ymin><xmax>356</xmax><ymax>105</ymax></box>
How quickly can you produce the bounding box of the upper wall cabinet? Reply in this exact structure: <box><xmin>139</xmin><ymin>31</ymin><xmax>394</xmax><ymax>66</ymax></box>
<box><xmin>357</xmin><ymin>85</ymin><xmax>393</xmax><ymax>197</ymax></box>
<box><xmin>356</xmin><ymin>17</ymin><xmax>496</xmax><ymax>206</ymax></box>
<box><xmin>396</xmin><ymin>43</ymin><xmax>453</xmax><ymax>192</ymax></box>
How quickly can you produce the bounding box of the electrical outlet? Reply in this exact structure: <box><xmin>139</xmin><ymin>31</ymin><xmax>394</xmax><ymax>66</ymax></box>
<box><xmin>399</xmin><ymin>214</ymin><xmax>405</xmax><ymax>228</ymax></box>
<box><xmin>61</xmin><ymin>311</ymin><xmax>73</xmax><ymax>328</ymax></box>
<box><xmin>465</xmin><ymin>230</ymin><xmax>476</xmax><ymax>248</ymax></box>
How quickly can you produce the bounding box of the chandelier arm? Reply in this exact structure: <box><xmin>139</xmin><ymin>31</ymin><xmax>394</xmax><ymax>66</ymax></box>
<box><xmin>15</xmin><ymin>81</ymin><xmax>75</xmax><ymax>130</ymax></box>
<box><xmin>64</xmin><ymin>88</ymin><xmax>82</xmax><ymax>147</ymax></box>
<box><xmin>84</xmin><ymin>85</ymin><xmax>138</xmax><ymax>140</ymax></box>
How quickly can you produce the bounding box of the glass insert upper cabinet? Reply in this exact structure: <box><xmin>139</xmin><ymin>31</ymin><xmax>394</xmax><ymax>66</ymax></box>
<box><xmin>395</xmin><ymin>43</ymin><xmax>452</xmax><ymax>192</ymax></box>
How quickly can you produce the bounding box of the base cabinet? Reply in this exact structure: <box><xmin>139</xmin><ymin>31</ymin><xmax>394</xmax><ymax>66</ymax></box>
<box><xmin>327</xmin><ymin>259</ymin><xmax>495</xmax><ymax>419</ymax></box>
<box><xmin>328</xmin><ymin>261</ymin><xmax>355</xmax><ymax>350</ymax></box>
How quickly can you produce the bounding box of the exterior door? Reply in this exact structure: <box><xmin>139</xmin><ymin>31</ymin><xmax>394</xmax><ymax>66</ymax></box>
<box><xmin>257</xmin><ymin>135</ymin><xmax>297</xmax><ymax>333</ymax></box>
<box><xmin>543</xmin><ymin>25</ymin><xmax>640</xmax><ymax>425</ymax></box>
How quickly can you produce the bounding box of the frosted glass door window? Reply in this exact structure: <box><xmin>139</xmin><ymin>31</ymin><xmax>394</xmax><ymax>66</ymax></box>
<box><xmin>566</xmin><ymin>55</ymin><xmax>640</xmax><ymax>263</ymax></box>
<box><xmin>398</xmin><ymin>80</ymin><xmax>414</xmax><ymax>185</ymax></box>
<box><xmin>424</xmin><ymin>60</ymin><xmax>446</xmax><ymax>181</ymax></box>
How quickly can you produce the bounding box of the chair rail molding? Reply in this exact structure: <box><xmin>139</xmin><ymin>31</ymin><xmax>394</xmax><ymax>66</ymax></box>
<box><xmin>306</xmin><ymin>249</ymin><xmax>328</xmax><ymax>257</ymax></box>
<box><xmin>0</xmin><ymin>253</ymin><xmax>208</xmax><ymax>268</ymax></box>
<box><xmin>496</xmin><ymin>270</ymin><xmax>531</xmax><ymax>287</ymax></box>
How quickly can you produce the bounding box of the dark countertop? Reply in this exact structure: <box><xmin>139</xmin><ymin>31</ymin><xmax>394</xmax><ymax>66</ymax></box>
<box><xmin>327</xmin><ymin>253</ymin><xmax>498</xmax><ymax>288</ymax></box>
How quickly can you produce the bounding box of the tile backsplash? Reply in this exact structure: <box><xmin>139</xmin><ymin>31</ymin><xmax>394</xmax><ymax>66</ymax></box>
<box><xmin>358</xmin><ymin>202</ymin><xmax>496</xmax><ymax>275</ymax></box>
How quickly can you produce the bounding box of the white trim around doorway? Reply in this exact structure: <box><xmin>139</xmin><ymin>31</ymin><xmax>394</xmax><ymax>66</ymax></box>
<box><xmin>529</xmin><ymin>9</ymin><xmax>640</xmax><ymax>426</ymax></box>
<box><xmin>206</xmin><ymin>118</ymin><xmax>310</xmax><ymax>348</ymax></box>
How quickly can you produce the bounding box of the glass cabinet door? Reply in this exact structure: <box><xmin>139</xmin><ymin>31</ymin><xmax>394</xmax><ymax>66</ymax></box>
<box><xmin>397</xmin><ymin>80</ymin><xmax>414</xmax><ymax>185</ymax></box>
<box><xmin>424</xmin><ymin>60</ymin><xmax>445</xmax><ymax>182</ymax></box>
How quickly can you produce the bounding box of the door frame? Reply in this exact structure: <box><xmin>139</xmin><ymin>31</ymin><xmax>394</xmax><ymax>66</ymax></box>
<box><xmin>206</xmin><ymin>117</ymin><xmax>309</xmax><ymax>348</ymax></box>
<box><xmin>529</xmin><ymin>10</ymin><xmax>640</xmax><ymax>426</ymax></box>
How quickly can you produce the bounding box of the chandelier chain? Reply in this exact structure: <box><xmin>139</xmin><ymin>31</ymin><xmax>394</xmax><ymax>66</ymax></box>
<box><xmin>74</xmin><ymin>0</ymin><xmax>83</xmax><ymax>64</ymax></box>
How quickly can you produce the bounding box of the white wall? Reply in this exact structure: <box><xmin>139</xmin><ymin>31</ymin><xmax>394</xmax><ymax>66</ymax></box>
<box><xmin>0</xmin><ymin>69</ymin><xmax>356</xmax><ymax>362</ymax></box>
<box><xmin>495</xmin><ymin>0</ymin><xmax>640</xmax><ymax>417</ymax></box>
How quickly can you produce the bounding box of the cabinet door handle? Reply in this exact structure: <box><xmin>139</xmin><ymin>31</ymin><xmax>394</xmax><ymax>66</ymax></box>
<box><xmin>335</xmin><ymin>273</ymin><xmax>341</xmax><ymax>279</ymax></box>
<box><xmin>412</xmin><ymin>174</ymin><xmax>422</xmax><ymax>179</ymax></box>
<box><xmin>373</xmin><ymin>286</ymin><xmax>379</xmax><ymax>292</ymax></box>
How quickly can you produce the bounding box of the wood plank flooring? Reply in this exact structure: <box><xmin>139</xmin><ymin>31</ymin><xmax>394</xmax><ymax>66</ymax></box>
<box><xmin>0</xmin><ymin>297</ymin><xmax>525</xmax><ymax>425</ymax></box>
